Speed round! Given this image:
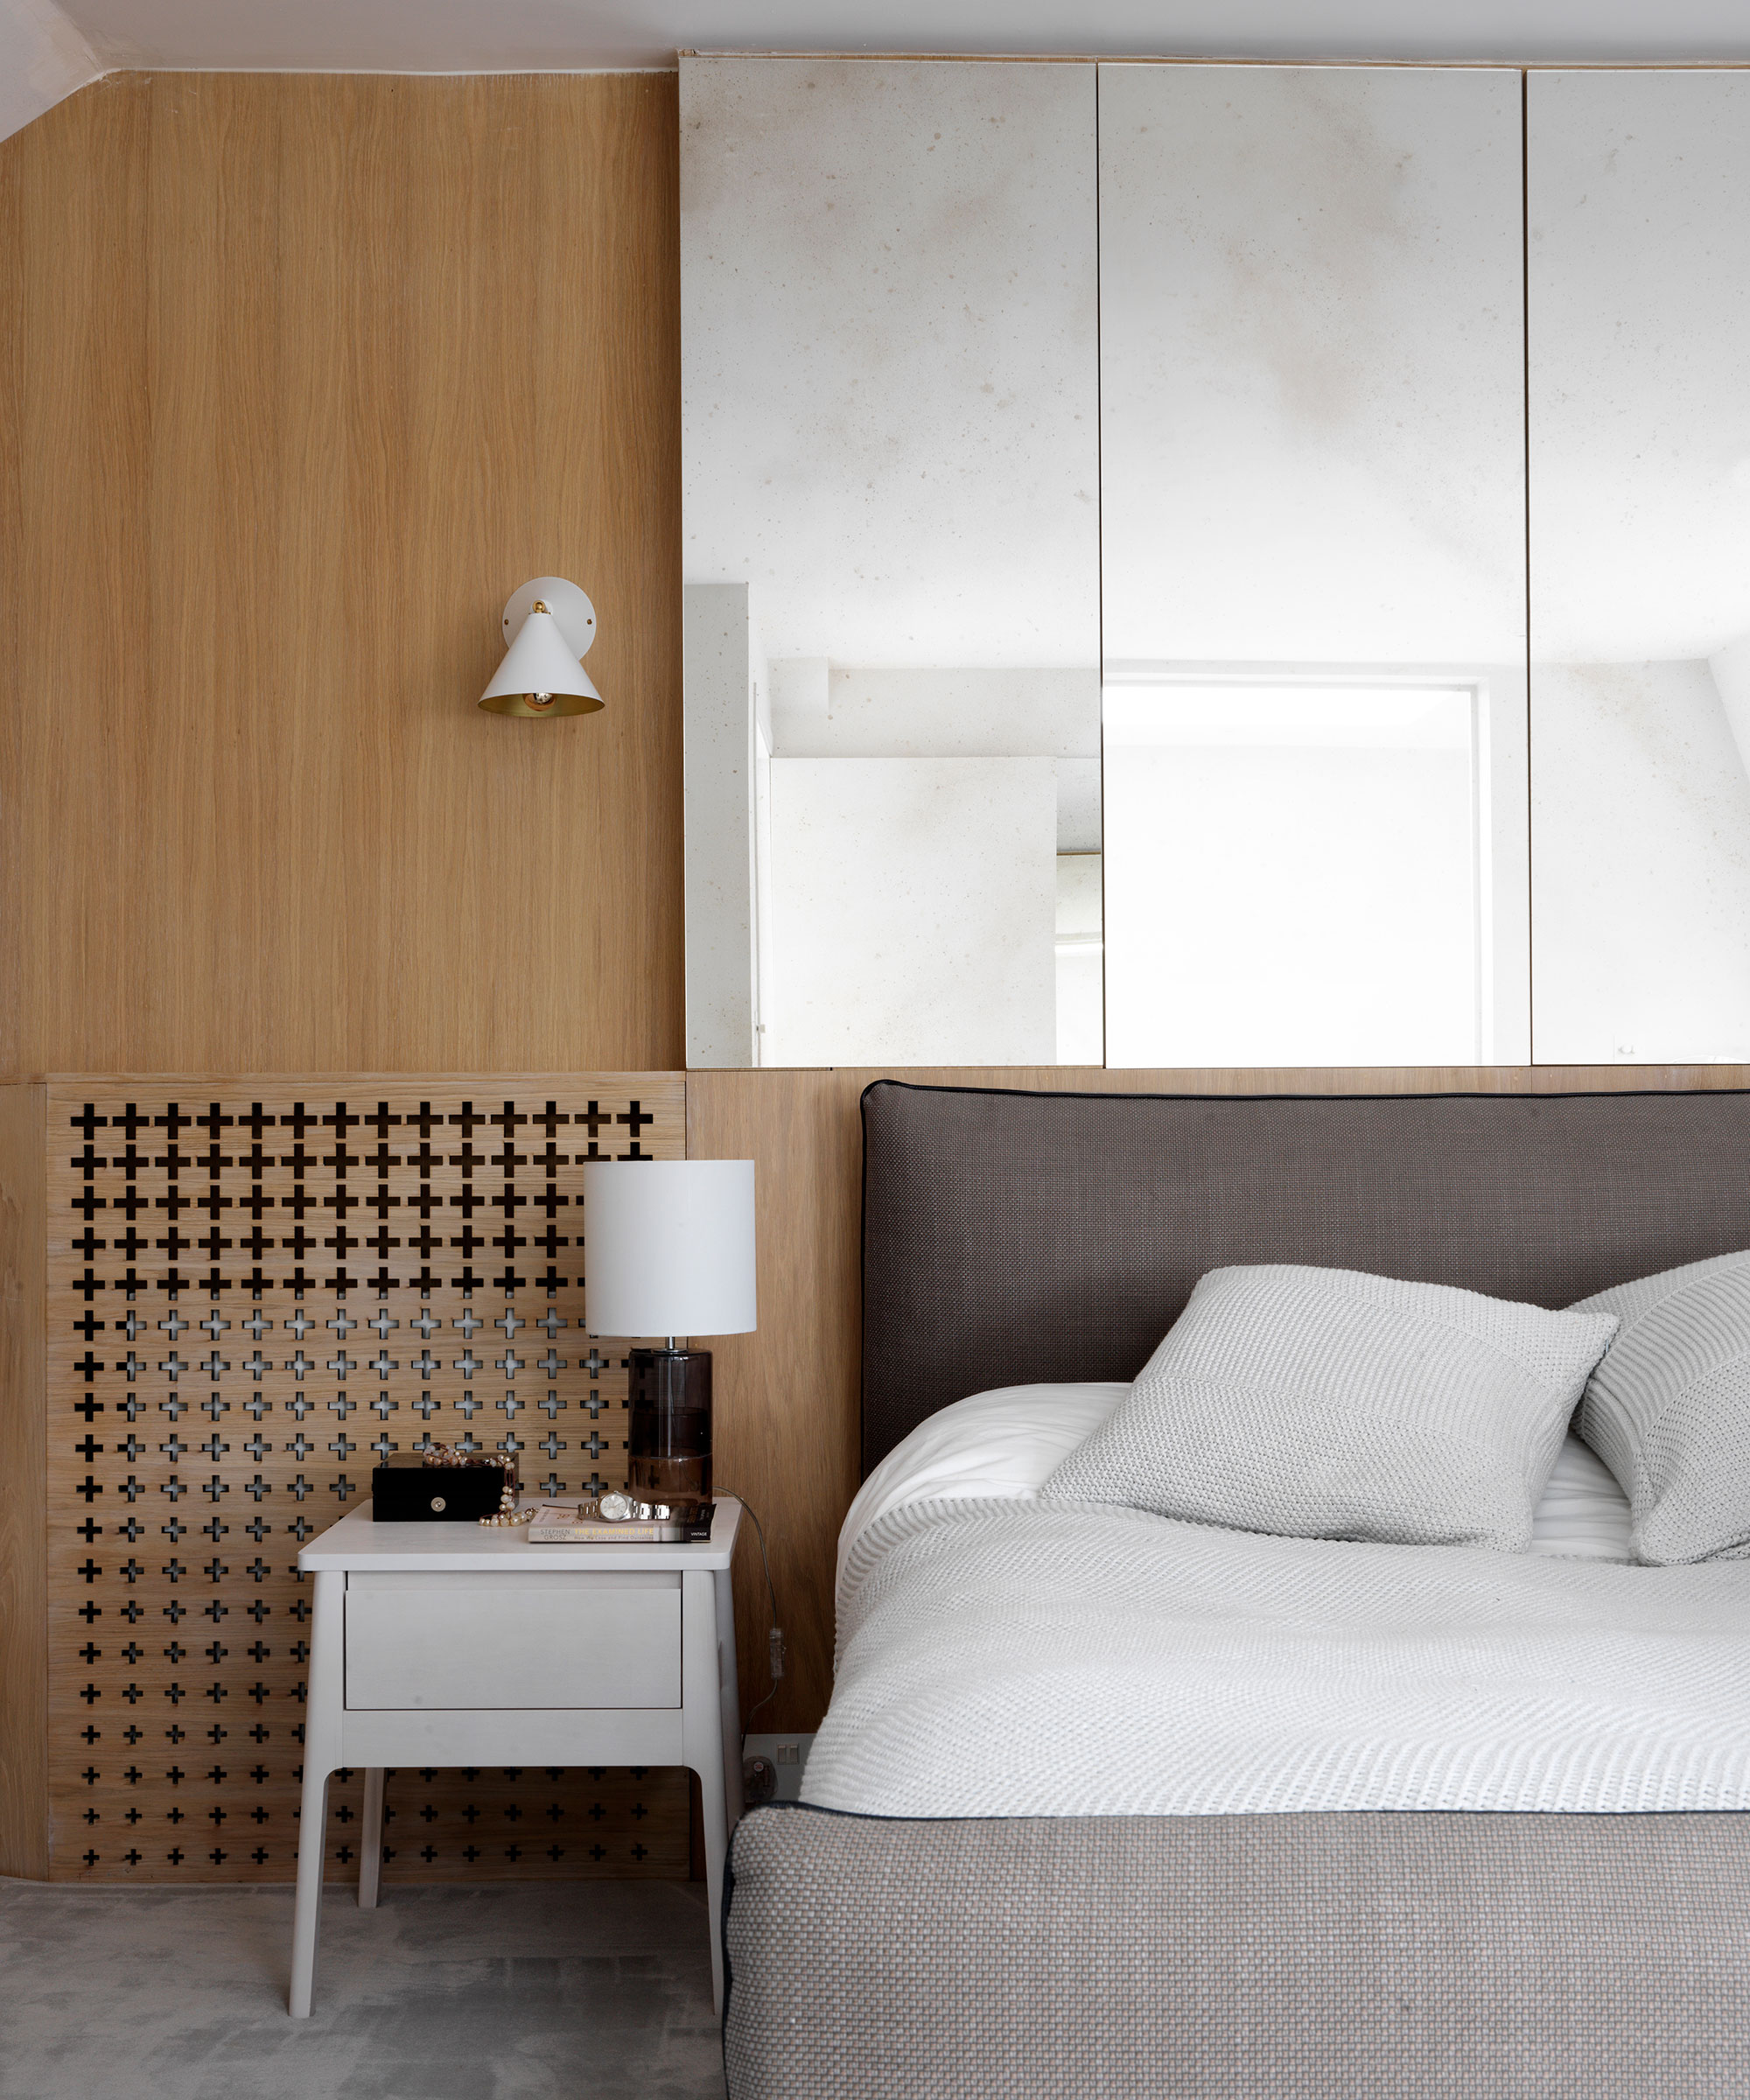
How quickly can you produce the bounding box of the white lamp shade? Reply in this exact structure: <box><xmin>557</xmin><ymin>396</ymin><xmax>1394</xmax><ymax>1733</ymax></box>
<box><xmin>480</xmin><ymin>606</ymin><xmax>602</xmax><ymax>709</ymax></box>
<box><xmin>583</xmin><ymin>1159</ymin><xmax>757</xmax><ymax>1338</ymax></box>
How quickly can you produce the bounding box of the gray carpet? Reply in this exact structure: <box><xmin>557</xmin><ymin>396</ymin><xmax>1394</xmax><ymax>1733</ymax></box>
<box><xmin>0</xmin><ymin>1877</ymin><xmax>725</xmax><ymax>2100</ymax></box>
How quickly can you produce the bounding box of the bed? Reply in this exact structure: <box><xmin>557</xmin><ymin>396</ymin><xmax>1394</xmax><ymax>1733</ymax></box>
<box><xmin>721</xmin><ymin>1081</ymin><xmax>1750</xmax><ymax>2097</ymax></box>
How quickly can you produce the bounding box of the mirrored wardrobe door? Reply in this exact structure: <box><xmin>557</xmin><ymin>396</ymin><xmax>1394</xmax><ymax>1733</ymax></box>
<box><xmin>681</xmin><ymin>56</ymin><xmax>1102</xmax><ymax>1068</ymax></box>
<box><xmin>1097</xmin><ymin>63</ymin><xmax>1530</xmax><ymax>1070</ymax></box>
<box><xmin>1528</xmin><ymin>71</ymin><xmax>1750</xmax><ymax>1066</ymax></box>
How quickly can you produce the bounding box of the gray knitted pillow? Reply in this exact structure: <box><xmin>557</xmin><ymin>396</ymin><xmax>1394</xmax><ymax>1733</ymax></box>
<box><xmin>1571</xmin><ymin>1251</ymin><xmax>1750</xmax><ymax>1564</ymax></box>
<box><xmin>1041</xmin><ymin>1264</ymin><xmax>1618</xmax><ymax>1550</ymax></box>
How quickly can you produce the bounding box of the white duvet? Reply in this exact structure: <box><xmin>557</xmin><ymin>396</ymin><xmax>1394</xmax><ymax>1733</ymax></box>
<box><xmin>804</xmin><ymin>1385</ymin><xmax>1750</xmax><ymax>1819</ymax></box>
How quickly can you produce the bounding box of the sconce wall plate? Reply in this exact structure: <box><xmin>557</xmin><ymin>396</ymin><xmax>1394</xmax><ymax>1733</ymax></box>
<box><xmin>480</xmin><ymin>576</ymin><xmax>603</xmax><ymax>718</ymax></box>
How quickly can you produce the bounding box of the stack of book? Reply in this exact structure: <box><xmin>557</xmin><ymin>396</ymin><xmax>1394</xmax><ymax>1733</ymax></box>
<box><xmin>526</xmin><ymin>1499</ymin><xmax>716</xmax><ymax>1544</ymax></box>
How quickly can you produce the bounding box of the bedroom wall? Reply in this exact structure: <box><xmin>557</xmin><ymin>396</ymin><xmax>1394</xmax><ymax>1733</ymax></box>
<box><xmin>0</xmin><ymin>70</ymin><xmax>683</xmax><ymax>1076</ymax></box>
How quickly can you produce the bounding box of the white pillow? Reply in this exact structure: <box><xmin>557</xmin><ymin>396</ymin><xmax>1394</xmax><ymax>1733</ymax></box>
<box><xmin>838</xmin><ymin>1382</ymin><xmax>1128</xmax><ymax>1588</ymax></box>
<box><xmin>1040</xmin><ymin>1264</ymin><xmax>1619</xmax><ymax>1550</ymax></box>
<box><xmin>1572</xmin><ymin>1250</ymin><xmax>1750</xmax><ymax>1564</ymax></box>
<box><xmin>1527</xmin><ymin>1432</ymin><xmax>1633</xmax><ymax>1563</ymax></box>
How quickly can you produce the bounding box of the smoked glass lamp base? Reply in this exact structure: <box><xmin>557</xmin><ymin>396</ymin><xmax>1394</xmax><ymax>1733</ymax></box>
<box><xmin>627</xmin><ymin>1347</ymin><xmax>712</xmax><ymax>1502</ymax></box>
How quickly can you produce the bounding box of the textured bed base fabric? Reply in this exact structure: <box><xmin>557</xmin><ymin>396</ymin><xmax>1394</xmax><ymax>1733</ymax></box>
<box><xmin>723</xmin><ymin>1803</ymin><xmax>1750</xmax><ymax>2099</ymax></box>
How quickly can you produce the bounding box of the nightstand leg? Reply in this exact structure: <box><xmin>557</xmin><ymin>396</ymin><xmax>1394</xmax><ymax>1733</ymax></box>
<box><xmin>714</xmin><ymin>1564</ymin><xmax>742</xmax><ymax>1829</ymax></box>
<box><xmin>289</xmin><ymin>1568</ymin><xmax>345</xmax><ymax>2017</ymax></box>
<box><xmin>358</xmin><ymin>1768</ymin><xmax>384</xmax><ymax>1908</ymax></box>
<box><xmin>683</xmin><ymin>1568</ymin><xmax>728</xmax><ymax>2014</ymax></box>
<box><xmin>289</xmin><ymin>1762</ymin><xmax>331</xmax><ymax>2017</ymax></box>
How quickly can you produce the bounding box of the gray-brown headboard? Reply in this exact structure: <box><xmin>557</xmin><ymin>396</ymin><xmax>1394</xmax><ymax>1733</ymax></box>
<box><xmin>859</xmin><ymin>1079</ymin><xmax>1750</xmax><ymax>1475</ymax></box>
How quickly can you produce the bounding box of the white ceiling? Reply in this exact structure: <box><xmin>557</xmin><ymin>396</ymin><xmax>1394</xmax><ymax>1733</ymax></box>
<box><xmin>24</xmin><ymin>0</ymin><xmax>1750</xmax><ymax>84</ymax></box>
<box><xmin>7</xmin><ymin>0</ymin><xmax>1750</xmax><ymax>146</ymax></box>
<box><xmin>3</xmin><ymin>0</ymin><xmax>99</xmax><ymax>141</ymax></box>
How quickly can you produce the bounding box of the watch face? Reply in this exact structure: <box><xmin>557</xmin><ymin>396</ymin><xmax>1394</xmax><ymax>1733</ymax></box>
<box><xmin>597</xmin><ymin>1491</ymin><xmax>639</xmax><ymax>1522</ymax></box>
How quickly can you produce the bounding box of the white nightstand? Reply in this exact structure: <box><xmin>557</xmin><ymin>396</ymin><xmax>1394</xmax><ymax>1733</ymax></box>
<box><xmin>290</xmin><ymin>1497</ymin><xmax>743</xmax><ymax>2017</ymax></box>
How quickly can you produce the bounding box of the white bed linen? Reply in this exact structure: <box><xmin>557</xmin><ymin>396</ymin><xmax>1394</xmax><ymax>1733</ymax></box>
<box><xmin>807</xmin><ymin>1495</ymin><xmax>1750</xmax><ymax>1817</ymax></box>
<box><xmin>839</xmin><ymin>1384</ymin><xmax>1634</xmax><ymax>1591</ymax></box>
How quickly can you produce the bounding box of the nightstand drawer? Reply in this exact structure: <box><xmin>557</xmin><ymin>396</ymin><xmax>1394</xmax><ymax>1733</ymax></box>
<box><xmin>343</xmin><ymin>1571</ymin><xmax>682</xmax><ymax>1710</ymax></box>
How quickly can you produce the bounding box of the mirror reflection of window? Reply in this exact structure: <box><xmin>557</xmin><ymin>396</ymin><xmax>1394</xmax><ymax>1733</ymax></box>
<box><xmin>1104</xmin><ymin>682</ymin><xmax>1485</xmax><ymax>1068</ymax></box>
<box><xmin>1055</xmin><ymin>854</ymin><xmax>1103</xmax><ymax>1065</ymax></box>
<box><xmin>1097</xmin><ymin>63</ymin><xmax>1530</xmax><ymax>1071</ymax></box>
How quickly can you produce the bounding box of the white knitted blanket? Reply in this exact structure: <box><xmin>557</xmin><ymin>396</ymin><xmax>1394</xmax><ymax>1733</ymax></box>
<box><xmin>802</xmin><ymin>1499</ymin><xmax>1750</xmax><ymax>1817</ymax></box>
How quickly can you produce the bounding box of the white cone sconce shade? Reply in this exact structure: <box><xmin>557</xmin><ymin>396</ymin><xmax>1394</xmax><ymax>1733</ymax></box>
<box><xmin>480</xmin><ymin>575</ymin><xmax>603</xmax><ymax>718</ymax></box>
<box><xmin>582</xmin><ymin>1159</ymin><xmax>757</xmax><ymax>1339</ymax></box>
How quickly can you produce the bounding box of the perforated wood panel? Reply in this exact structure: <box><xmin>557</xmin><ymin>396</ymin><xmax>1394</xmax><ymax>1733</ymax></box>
<box><xmin>46</xmin><ymin>1076</ymin><xmax>690</xmax><ymax>1883</ymax></box>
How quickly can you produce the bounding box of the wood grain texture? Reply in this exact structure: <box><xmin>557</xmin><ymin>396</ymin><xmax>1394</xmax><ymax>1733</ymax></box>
<box><xmin>690</xmin><ymin>1059</ymin><xmax>1750</xmax><ymax>1731</ymax></box>
<box><xmin>686</xmin><ymin>1072</ymin><xmax>864</xmax><ymax>1735</ymax></box>
<box><xmin>0</xmin><ymin>73</ymin><xmax>682</xmax><ymax>1078</ymax></box>
<box><xmin>0</xmin><ymin>1084</ymin><xmax>49</xmax><ymax>1877</ymax></box>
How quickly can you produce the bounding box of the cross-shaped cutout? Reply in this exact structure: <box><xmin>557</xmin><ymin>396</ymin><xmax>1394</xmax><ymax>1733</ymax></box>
<box><xmin>449</xmin><ymin>1103</ymin><xmax>487</xmax><ymax>1138</ymax></box>
<box><xmin>155</xmin><ymin>1106</ymin><xmax>193</xmax><ymax>1138</ymax></box>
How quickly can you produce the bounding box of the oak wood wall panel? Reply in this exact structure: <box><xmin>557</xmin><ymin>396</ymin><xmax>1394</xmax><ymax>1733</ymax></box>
<box><xmin>0</xmin><ymin>73</ymin><xmax>682</xmax><ymax>1078</ymax></box>
<box><xmin>0</xmin><ymin>1084</ymin><xmax>49</xmax><ymax>1877</ymax></box>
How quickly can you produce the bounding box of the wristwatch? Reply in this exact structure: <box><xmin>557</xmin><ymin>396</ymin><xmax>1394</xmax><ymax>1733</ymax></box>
<box><xmin>596</xmin><ymin>1491</ymin><xmax>681</xmax><ymax>1522</ymax></box>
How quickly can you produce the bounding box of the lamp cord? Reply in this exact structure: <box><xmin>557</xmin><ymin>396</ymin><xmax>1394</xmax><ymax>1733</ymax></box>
<box><xmin>723</xmin><ymin>1492</ymin><xmax>782</xmax><ymax>1746</ymax></box>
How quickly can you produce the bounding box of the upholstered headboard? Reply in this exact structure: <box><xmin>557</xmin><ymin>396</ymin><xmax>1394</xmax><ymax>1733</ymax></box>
<box><xmin>859</xmin><ymin>1080</ymin><xmax>1750</xmax><ymax>1474</ymax></box>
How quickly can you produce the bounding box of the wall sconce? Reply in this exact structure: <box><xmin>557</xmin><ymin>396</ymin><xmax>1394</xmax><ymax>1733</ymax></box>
<box><xmin>479</xmin><ymin>577</ymin><xmax>603</xmax><ymax>718</ymax></box>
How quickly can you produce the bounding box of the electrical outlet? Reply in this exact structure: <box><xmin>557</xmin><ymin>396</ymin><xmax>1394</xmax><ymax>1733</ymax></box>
<box><xmin>742</xmin><ymin>1732</ymin><xmax>816</xmax><ymax>1802</ymax></box>
<box><xmin>743</xmin><ymin>1754</ymin><xmax>777</xmax><ymax>1803</ymax></box>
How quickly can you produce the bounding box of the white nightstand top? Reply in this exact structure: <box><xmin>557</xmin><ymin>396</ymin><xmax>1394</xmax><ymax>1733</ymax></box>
<box><xmin>299</xmin><ymin>1495</ymin><xmax>741</xmax><ymax>1573</ymax></box>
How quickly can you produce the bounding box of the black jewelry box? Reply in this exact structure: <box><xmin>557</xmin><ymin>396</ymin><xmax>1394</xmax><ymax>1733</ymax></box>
<box><xmin>371</xmin><ymin>1453</ymin><xmax>508</xmax><ymax>1522</ymax></box>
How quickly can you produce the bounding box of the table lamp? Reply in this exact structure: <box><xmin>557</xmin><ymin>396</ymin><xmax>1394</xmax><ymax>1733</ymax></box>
<box><xmin>582</xmin><ymin>1159</ymin><xmax>757</xmax><ymax>1502</ymax></box>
